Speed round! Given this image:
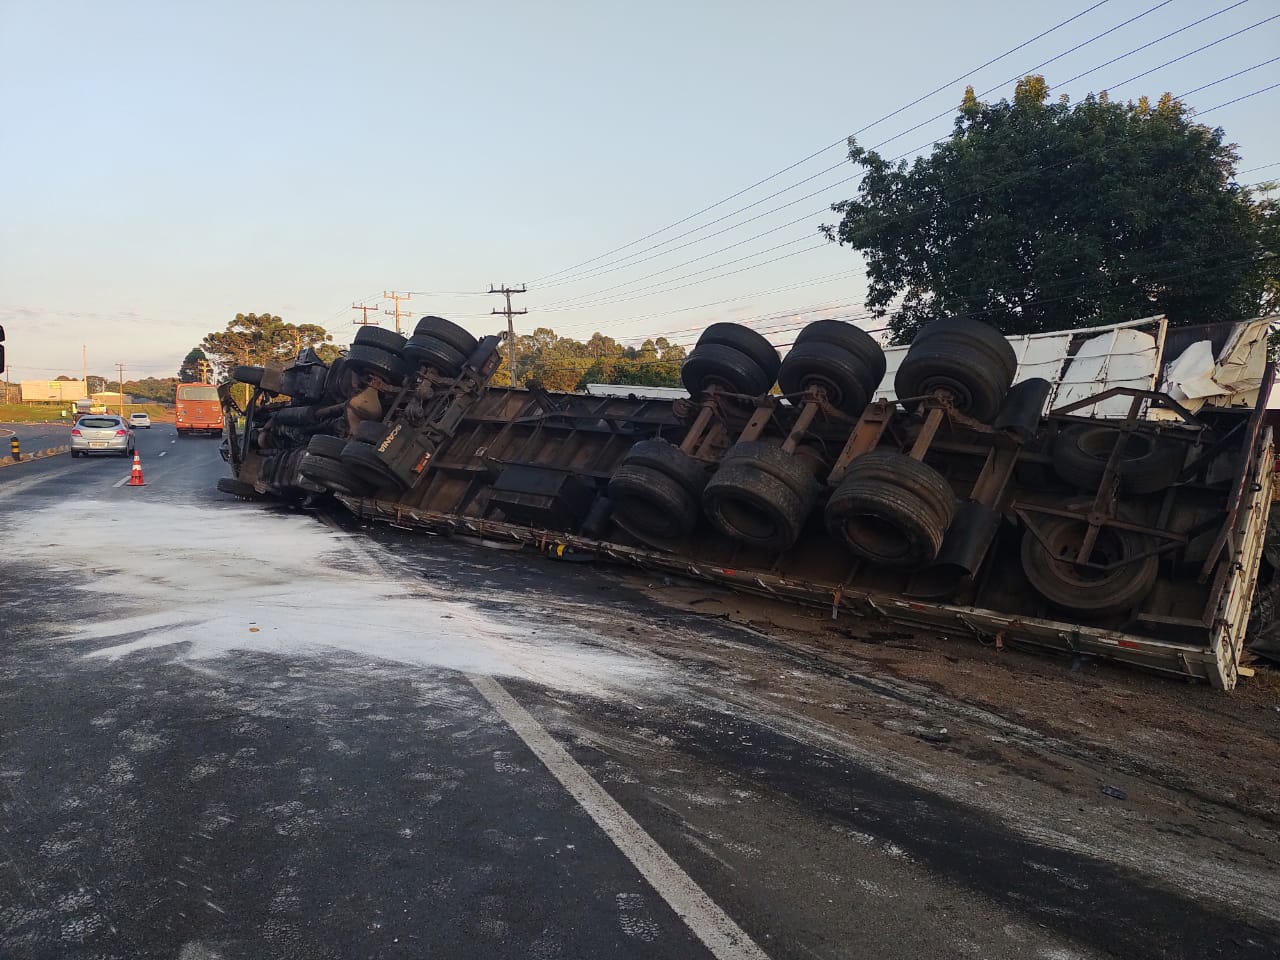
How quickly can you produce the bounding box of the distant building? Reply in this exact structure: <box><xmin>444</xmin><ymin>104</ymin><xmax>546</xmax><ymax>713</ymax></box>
<box><xmin>20</xmin><ymin>379</ymin><xmax>87</xmax><ymax>403</ymax></box>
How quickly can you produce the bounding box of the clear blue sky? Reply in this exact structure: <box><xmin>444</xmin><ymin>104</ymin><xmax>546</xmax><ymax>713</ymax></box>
<box><xmin>2</xmin><ymin>0</ymin><xmax>1277</xmax><ymax>382</ymax></box>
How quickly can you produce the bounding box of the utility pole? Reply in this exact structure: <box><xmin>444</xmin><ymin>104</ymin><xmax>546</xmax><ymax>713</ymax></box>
<box><xmin>82</xmin><ymin>344</ymin><xmax>87</xmax><ymax>387</ymax></box>
<box><xmin>489</xmin><ymin>284</ymin><xmax>527</xmax><ymax>385</ymax></box>
<box><xmin>352</xmin><ymin>302</ymin><xmax>381</xmax><ymax>326</ymax></box>
<box><xmin>196</xmin><ymin>358</ymin><xmax>212</xmax><ymax>382</ymax></box>
<box><xmin>383</xmin><ymin>290</ymin><xmax>412</xmax><ymax>334</ymax></box>
<box><xmin>117</xmin><ymin>363</ymin><xmax>126</xmax><ymax>416</ymax></box>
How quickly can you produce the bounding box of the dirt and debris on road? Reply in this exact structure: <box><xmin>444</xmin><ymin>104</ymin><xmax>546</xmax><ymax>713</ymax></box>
<box><xmin>599</xmin><ymin>573</ymin><xmax>1280</xmax><ymax>917</ymax></box>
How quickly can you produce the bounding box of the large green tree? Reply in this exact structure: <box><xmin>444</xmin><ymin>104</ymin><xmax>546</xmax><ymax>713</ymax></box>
<box><xmin>177</xmin><ymin>347</ymin><xmax>208</xmax><ymax>383</ymax></box>
<box><xmin>124</xmin><ymin>377</ymin><xmax>177</xmax><ymax>403</ymax></box>
<box><xmin>200</xmin><ymin>312</ymin><xmax>340</xmax><ymax>375</ymax></box>
<box><xmin>487</xmin><ymin>328</ymin><xmax>687</xmax><ymax>391</ymax></box>
<box><xmin>826</xmin><ymin>76</ymin><xmax>1280</xmax><ymax>342</ymax></box>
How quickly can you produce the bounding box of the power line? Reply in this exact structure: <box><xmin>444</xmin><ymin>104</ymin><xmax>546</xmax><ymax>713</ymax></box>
<box><xmin>527</xmin><ymin>0</ymin><xmax>1120</xmax><ymax>286</ymax></box>
<box><xmin>1195</xmin><ymin>80</ymin><xmax>1280</xmax><ymax>116</ymax></box>
<box><xmin>1177</xmin><ymin>54</ymin><xmax>1280</xmax><ymax>99</ymax></box>
<box><xmin>538</xmin><ymin>46</ymin><xmax>1280</xmax><ymax>324</ymax></box>
<box><xmin>550</xmin><ymin>297</ymin><xmax>865</xmax><ymax>340</ymax></box>
<box><xmin>537</xmin><ymin>176</ymin><xmax>859</xmax><ymax>292</ymax></box>
<box><xmin>540</xmin><ymin>243</ymin><xmax>834</xmax><ymax>313</ymax></box>
<box><xmin>404</xmin><ymin>289</ymin><xmax>490</xmax><ymax>296</ymax></box>
<box><xmin>538</xmin><ymin>234</ymin><xmax>818</xmax><ymax>311</ymax></box>
<box><xmin>533</xmin><ymin>162</ymin><xmax>850</xmax><ymax>290</ymax></box>
<box><xmin>533</xmin><ymin>131</ymin><xmax>946</xmax><ymax>297</ymax></box>
<box><xmin>1050</xmin><ymin>0</ymin><xmax>1254</xmax><ymax>90</ymax></box>
<box><xmin>848</xmin><ymin>0</ymin><xmax>1210</xmax><ymax>162</ymax></box>
<box><xmin>534</xmin><ymin>0</ymin><xmax>1215</xmax><ymax>296</ymax></box>
<box><xmin>523</xmin><ymin>252</ymin><xmax>1277</xmax><ymax>373</ymax></box>
<box><xmin>1103</xmin><ymin>12</ymin><xmax>1280</xmax><ymax>93</ymax></box>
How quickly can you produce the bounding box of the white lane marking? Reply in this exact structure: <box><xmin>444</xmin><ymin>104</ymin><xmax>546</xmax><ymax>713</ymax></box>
<box><xmin>112</xmin><ymin>476</ymin><xmax>129</xmax><ymax>488</ymax></box>
<box><xmin>318</xmin><ymin>515</ymin><xmax>767</xmax><ymax>957</ymax></box>
<box><xmin>158</xmin><ymin>451</ymin><xmax>166</xmax><ymax>457</ymax></box>
<box><xmin>468</xmin><ymin>673</ymin><xmax>771</xmax><ymax>960</ymax></box>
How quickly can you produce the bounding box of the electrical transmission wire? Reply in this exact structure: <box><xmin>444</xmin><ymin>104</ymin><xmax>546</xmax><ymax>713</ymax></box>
<box><xmin>538</xmin><ymin>39</ymin><xmax>1280</xmax><ymax>325</ymax></box>
<box><xmin>525</xmin><ymin>250</ymin><xmax>1277</xmax><ymax>373</ymax></box>
<box><xmin>1050</xmin><ymin>0</ymin><xmax>1254</xmax><ymax>90</ymax></box>
<box><xmin>1177</xmin><ymin>54</ymin><xmax>1280</xmax><ymax>98</ymax></box>
<box><xmin>1195</xmin><ymin>79</ymin><xmax>1280</xmax><ymax>115</ymax></box>
<box><xmin>535</xmin><ymin>0</ymin><xmax>1218</xmax><ymax>297</ymax></box>
<box><xmin>527</xmin><ymin>1</ymin><xmax>1120</xmax><ymax>286</ymax></box>
<box><xmin>1103</xmin><ymin>12</ymin><xmax>1280</xmax><ymax>92</ymax></box>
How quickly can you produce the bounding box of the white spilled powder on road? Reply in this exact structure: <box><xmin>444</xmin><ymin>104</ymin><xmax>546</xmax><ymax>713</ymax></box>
<box><xmin>7</xmin><ymin>500</ymin><xmax>664</xmax><ymax>695</ymax></box>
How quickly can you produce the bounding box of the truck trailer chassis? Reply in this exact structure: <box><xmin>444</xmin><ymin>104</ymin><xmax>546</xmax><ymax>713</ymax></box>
<box><xmin>219</xmin><ymin>315</ymin><xmax>1276</xmax><ymax>690</ymax></box>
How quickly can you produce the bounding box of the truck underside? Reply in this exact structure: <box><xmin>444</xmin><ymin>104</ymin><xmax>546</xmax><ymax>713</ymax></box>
<box><xmin>219</xmin><ymin>315</ymin><xmax>1277</xmax><ymax>689</ymax></box>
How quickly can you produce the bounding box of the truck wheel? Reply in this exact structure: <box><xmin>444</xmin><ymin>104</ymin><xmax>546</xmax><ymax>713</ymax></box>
<box><xmin>719</xmin><ymin>441</ymin><xmax>819</xmax><ymax>496</ymax></box>
<box><xmin>910</xmin><ymin>317</ymin><xmax>1017</xmax><ymax>381</ymax></box>
<box><xmin>414</xmin><ymin>316</ymin><xmax>478</xmax><ymax>356</ymax></box>
<box><xmin>340</xmin><ymin>440</ymin><xmax>408</xmax><ymax>492</ymax></box>
<box><xmin>794</xmin><ymin>319</ymin><xmax>887</xmax><ymax>383</ymax></box>
<box><xmin>620</xmin><ymin>439</ymin><xmax>707</xmax><ymax>496</ymax></box>
<box><xmin>353</xmin><ymin>326</ymin><xmax>408</xmax><ymax>355</ymax></box>
<box><xmin>324</xmin><ymin>358</ymin><xmax>360</xmax><ymax>400</ymax></box>
<box><xmin>231</xmin><ymin>365</ymin><xmax>265</xmax><ymax>386</ymax></box>
<box><xmin>216</xmin><ymin>477</ymin><xmax>263</xmax><ymax>500</ymax></box>
<box><xmin>345</xmin><ymin>344</ymin><xmax>410</xmax><ymax>385</ymax></box>
<box><xmin>403</xmin><ymin>335</ymin><xmax>466</xmax><ymax>377</ymax></box>
<box><xmin>697</xmin><ymin>322</ymin><xmax>781</xmax><ymax>383</ymax></box>
<box><xmin>680</xmin><ymin>343</ymin><xmax>772</xmax><ymax>397</ymax></box>
<box><xmin>299</xmin><ymin>452</ymin><xmax>374</xmax><ymax>497</ymax></box>
<box><xmin>777</xmin><ymin>341</ymin><xmax>880</xmax><ymax>416</ymax></box>
<box><xmin>1052</xmin><ymin>425</ymin><xmax>1185</xmax><ymax>495</ymax></box>
<box><xmin>702</xmin><ymin>459</ymin><xmax>815</xmax><ymax>552</ymax></box>
<box><xmin>825</xmin><ymin>451</ymin><xmax>956</xmax><ymax>568</ymax></box>
<box><xmin>1020</xmin><ymin>516</ymin><xmax>1158</xmax><ymax>616</ymax></box>
<box><xmin>609</xmin><ymin>463</ymin><xmax>700</xmax><ymax>547</ymax></box>
<box><xmin>306</xmin><ymin>434</ymin><xmax>348</xmax><ymax>460</ymax></box>
<box><xmin>894</xmin><ymin>318</ymin><xmax>1014</xmax><ymax>423</ymax></box>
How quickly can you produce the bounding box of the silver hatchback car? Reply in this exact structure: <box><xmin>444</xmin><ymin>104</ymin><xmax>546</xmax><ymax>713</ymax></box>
<box><xmin>71</xmin><ymin>415</ymin><xmax>135</xmax><ymax>458</ymax></box>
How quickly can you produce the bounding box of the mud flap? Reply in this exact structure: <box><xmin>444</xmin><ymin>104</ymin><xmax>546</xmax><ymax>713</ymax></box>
<box><xmin>906</xmin><ymin>501</ymin><xmax>1002</xmax><ymax>599</ymax></box>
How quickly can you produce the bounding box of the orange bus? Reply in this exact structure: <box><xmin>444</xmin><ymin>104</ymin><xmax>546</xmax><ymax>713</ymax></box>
<box><xmin>175</xmin><ymin>382</ymin><xmax>225</xmax><ymax>437</ymax></box>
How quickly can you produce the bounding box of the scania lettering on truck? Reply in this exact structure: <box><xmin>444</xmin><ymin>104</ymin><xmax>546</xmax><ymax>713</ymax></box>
<box><xmin>175</xmin><ymin>383</ymin><xmax>224</xmax><ymax>437</ymax></box>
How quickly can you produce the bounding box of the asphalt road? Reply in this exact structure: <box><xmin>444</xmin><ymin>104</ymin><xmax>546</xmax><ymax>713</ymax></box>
<box><xmin>0</xmin><ymin>421</ymin><xmax>73</xmax><ymax>458</ymax></box>
<box><xmin>2</xmin><ymin>431</ymin><xmax>1278</xmax><ymax>959</ymax></box>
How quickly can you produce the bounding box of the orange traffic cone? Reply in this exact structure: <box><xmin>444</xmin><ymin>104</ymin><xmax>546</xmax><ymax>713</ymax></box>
<box><xmin>127</xmin><ymin>452</ymin><xmax>145</xmax><ymax>486</ymax></box>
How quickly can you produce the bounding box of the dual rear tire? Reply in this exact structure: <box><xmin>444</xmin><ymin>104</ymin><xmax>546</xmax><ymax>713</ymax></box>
<box><xmin>701</xmin><ymin>442</ymin><xmax>818</xmax><ymax>552</ymax></box>
<box><xmin>824</xmin><ymin>451</ymin><xmax>956</xmax><ymax>569</ymax></box>
<box><xmin>680</xmin><ymin>323</ymin><xmax>781</xmax><ymax>397</ymax></box>
<box><xmin>403</xmin><ymin>316</ymin><xmax>479</xmax><ymax>378</ymax></box>
<box><xmin>894</xmin><ymin>318</ymin><xmax>1018</xmax><ymax>423</ymax></box>
<box><xmin>608</xmin><ymin>440</ymin><xmax>708</xmax><ymax>549</ymax></box>
<box><xmin>777</xmin><ymin>320</ymin><xmax>886</xmax><ymax>416</ymax></box>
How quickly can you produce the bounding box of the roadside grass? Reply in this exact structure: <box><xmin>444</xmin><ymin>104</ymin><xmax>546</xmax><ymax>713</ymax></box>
<box><xmin>0</xmin><ymin>402</ymin><xmax>174</xmax><ymax>424</ymax></box>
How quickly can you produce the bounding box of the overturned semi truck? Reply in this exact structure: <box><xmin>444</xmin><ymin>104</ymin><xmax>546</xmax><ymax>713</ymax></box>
<box><xmin>218</xmin><ymin>313</ymin><xmax>1277</xmax><ymax>690</ymax></box>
